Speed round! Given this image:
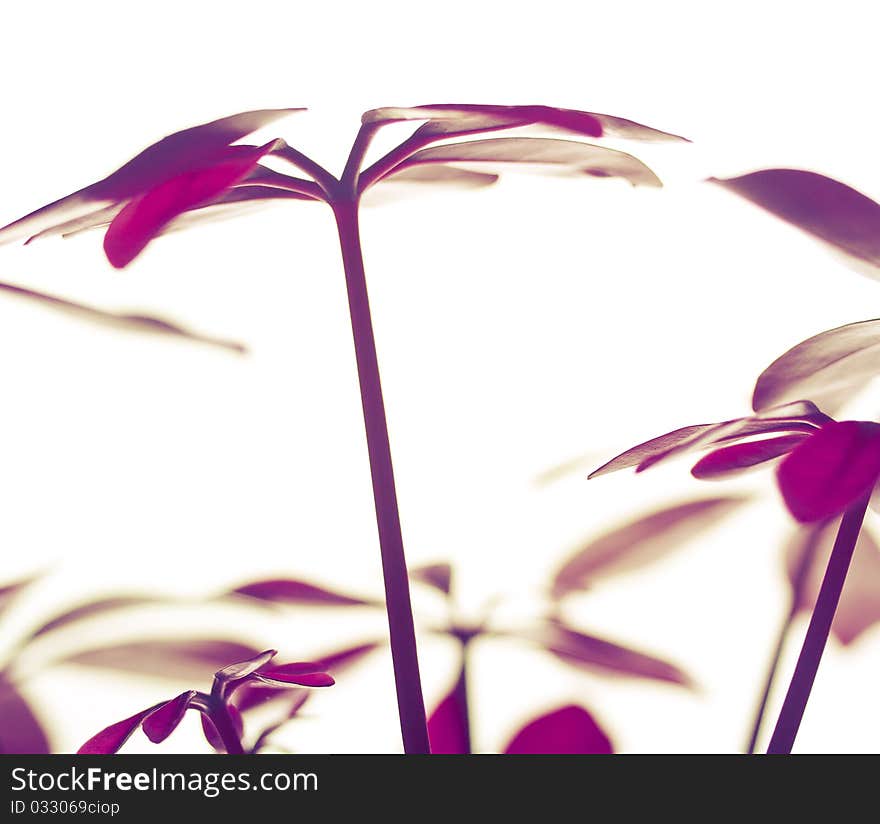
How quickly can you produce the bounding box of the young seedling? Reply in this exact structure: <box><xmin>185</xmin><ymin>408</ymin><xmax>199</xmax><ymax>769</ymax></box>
<box><xmin>0</xmin><ymin>104</ymin><xmax>686</xmax><ymax>752</ymax></box>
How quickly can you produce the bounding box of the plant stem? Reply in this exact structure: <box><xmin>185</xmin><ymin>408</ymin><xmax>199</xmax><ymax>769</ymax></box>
<box><xmin>452</xmin><ymin>638</ymin><xmax>473</xmax><ymax>754</ymax></box>
<box><xmin>766</xmin><ymin>496</ymin><xmax>869</xmax><ymax>754</ymax></box>
<box><xmin>332</xmin><ymin>196</ymin><xmax>430</xmax><ymax>754</ymax></box>
<box><xmin>743</xmin><ymin>526</ymin><xmax>821</xmax><ymax>753</ymax></box>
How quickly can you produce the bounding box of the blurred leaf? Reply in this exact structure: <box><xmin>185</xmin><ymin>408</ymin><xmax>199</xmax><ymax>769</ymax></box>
<box><xmin>503</xmin><ymin>705</ymin><xmax>613</xmax><ymax>754</ymax></box>
<box><xmin>516</xmin><ymin>619</ymin><xmax>693</xmax><ymax>686</ymax></box>
<box><xmin>410</xmin><ymin>563</ymin><xmax>453</xmax><ymax>595</ymax></box>
<box><xmin>231</xmin><ymin>579</ymin><xmax>377</xmax><ymax>607</ymax></box>
<box><xmin>0</xmin><ymin>108</ymin><xmax>302</xmax><ymax>246</ymax></box>
<box><xmin>753</xmin><ymin>320</ymin><xmax>880</xmax><ymax>413</ymax></box>
<box><xmin>777</xmin><ymin>421</ymin><xmax>880</xmax><ymax>523</ymax></box>
<box><xmin>249</xmin><ymin>692</ymin><xmax>311</xmax><ymax>754</ymax></box>
<box><xmin>787</xmin><ymin>522</ymin><xmax>880</xmax><ymax>644</ymax></box>
<box><xmin>399</xmin><ymin>138</ymin><xmax>662</xmax><ymax>187</ymax></box>
<box><xmin>427</xmin><ymin>668</ymin><xmax>470</xmax><ymax>754</ymax></box>
<box><xmin>0</xmin><ymin>675</ymin><xmax>50</xmax><ymax>753</ymax></box>
<box><xmin>63</xmin><ymin>639</ymin><xmax>260</xmax><ymax>682</ymax></box>
<box><xmin>711</xmin><ymin>169</ymin><xmax>880</xmax><ymax>275</ymax></box>
<box><xmin>315</xmin><ymin>642</ymin><xmax>382</xmax><ymax>673</ymax></box>
<box><xmin>0</xmin><ymin>575</ymin><xmax>38</xmax><ymax>622</ymax></box>
<box><xmin>0</xmin><ymin>282</ymin><xmax>246</xmax><ymax>354</ymax></box>
<box><xmin>382</xmin><ymin>164</ymin><xmax>499</xmax><ymax>189</ymax></box>
<box><xmin>27</xmin><ymin>596</ymin><xmax>166</xmax><ymax>640</ymax></box>
<box><xmin>141</xmin><ymin>691</ymin><xmax>196</xmax><ymax>744</ymax></box>
<box><xmin>691</xmin><ymin>435</ymin><xmax>808</xmax><ymax>480</ymax></box>
<box><xmin>551</xmin><ymin>496</ymin><xmax>748</xmax><ymax>597</ymax></box>
<box><xmin>77</xmin><ymin>702</ymin><xmax>163</xmax><ymax>754</ymax></box>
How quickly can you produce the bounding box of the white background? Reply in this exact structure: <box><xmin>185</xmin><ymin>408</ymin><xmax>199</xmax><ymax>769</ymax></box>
<box><xmin>0</xmin><ymin>0</ymin><xmax>879</xmax><ymax>753</ymax></box>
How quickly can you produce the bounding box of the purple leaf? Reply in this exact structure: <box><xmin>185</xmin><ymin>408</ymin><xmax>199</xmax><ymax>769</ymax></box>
<box><xmin>504</xmin><ymin>705</ymin><xmax>613</xmax><ymax>754</ymax></box>
<box><xmin>0</xmin><ymin>676</ymin><xmax>50</xmax><ymax>754</ymax></box>
<box><xmin>141</xmin><ymin>691</ymin><xmax>196</xmax><ymax>744</ymax></box>
<box><xmin>551</xmin><ymin>496</ymin><xmax>748</xmax><ymax>597</ymax></box>
<box><xmin>777</xmin><ymin>421</ymin><xmax>880</xmax><ymax>522</ymax></box>
<box><xmin>233</xmin><ymin>682</ymin><xmax>304</xmax><ymax>713</ymax></box>
<box><xmin>63</xmin><ymin>640</ymin><xmax>260</xmax><ymax>682</ymax></box>
<box><xmin>249</xmin><ymin>692</ymin><xmax>311</xmax><ymax>754</ymax></box>
<box><xmin>253</xmin><ymin>664</ymin><xmax>334</xmax><ymax>688</ymax></box>
<box><xmin>0</xmin><ymin>108</ymin><xmax>301</xmax><ymax>246</ymax></box>
<box><xmin>711</xmin><ymin>169</ymin><xmax>880</xmax><ymax>274</ymax></box>
<box><xmin>753</xmin><ymin>319</ymin><xmax>880</xmax><ymax>413</ymax></box>
<box><xmin>103</xmin><ymin>141</ymin><xmax>280</xmax><ymax>268</ymax></box>
<box><xmin>588</xmin><ymin>424</ymin><xmax>717</xmax><ymax>478</ymax></box>
<box><xmin>519</xmin><ymin>620</ymin><xmax>693</xmax><ymax>686</ymax></box>
<box><xmin>363</xmin><ymin>104</ymin><xmax>687</xmax><ymax>142</ymax></box>
<box><xmin>410</xmin><ymin>563</ymin><xmax>453</xmax><ymax>595</ymax></box>
<box><xmin>231</xmin><ymin>579</ymin><xmax>375</xmax><ymax>607</ymax></box>
<box><xmin>787</xmin><ymin>522</ymin><xmax>880</xmax><ymax>644</ymax></box>
<box><xmin>314</xmin><ymin>642</ymin><xmax>381</xmax><ymax>673</ymax></box>
<box><xmin>27</xmin><ymin>596</ymin><xmax>167</xmax><ymax>640</ymax></box>
<box><xmin>214</xmin><ymin>649</ymin><xmax>277</xmax><ymax>684</ymax></box>
<box><xmin>427</xmin><ymin>675</ymin><xmax>469</xmax><ymax>754</ymax></box>
<box><xmin>0</xmin><ymin>282</ymin><xmax>246</xmax><ymax>354</ymax></box>
<box><xmin>201</xmin><ymin>705</ymin><xmax>244</xmax><ymax>752</ymax></box>
<box><xmin>397</xmin><ymin>138</ymin><xmax>662</xmax><ymax>187</ymax></box>
<box><xmin>0</xmin><ymin>575</ymin><xmax>38</xmax><ymax>622</ymax></box>
<box><xmin>77</xmin><ymin>702</ymin><xmax>163</xmax><ymax>754</ymax></box>
<box><xmin>690</xmin><ymin>435</ymin><xmax>809</xmax><ymax>480</ymax></box>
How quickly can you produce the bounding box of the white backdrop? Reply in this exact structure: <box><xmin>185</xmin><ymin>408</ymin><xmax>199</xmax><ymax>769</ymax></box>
<box><xmin>0</xmin><ymin>0</ymin><xmax>878</xmax><ymax>753</ymax></box>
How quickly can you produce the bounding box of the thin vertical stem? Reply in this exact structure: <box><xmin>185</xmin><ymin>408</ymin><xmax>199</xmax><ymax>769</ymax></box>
<box><xmin>767</xmin><ymin>496</ymin><xmax>869</xmax><ymax>754</ymax></box>
<box><xmin>744</xmin><ymin>527</ymin><xmax>821</xmax><ymax>753</ymax></box>
<box><xmin>332</xmin><ymin>196</ymin><xmax>430</xmax><ymax>754</ymax></box>
<box><xmin>451</xmin><ymin>635</ymin><xmax>474</xmax><ymax>754</ymax></box>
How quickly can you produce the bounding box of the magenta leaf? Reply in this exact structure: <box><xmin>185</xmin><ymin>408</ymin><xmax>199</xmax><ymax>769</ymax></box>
<box><xmin>253</xmin><ymin>663</ymin><xmax>334</xmax><ymax>688</ymax></box>
<box><xmin>214</xmin><ymin>649</ymin><xmax>277</xmax><ymax>685</ymax></box>
<box><xmin>201</xmin><ymin>705</ymin><xmax>244</xmax><ymax>752</ymax></box>
<box><xmin>0</xmin><ymin>282</ymin><xmax>246</xmax><ymax>353</ymax></box>
<box><xmin>104</xmin><ymin>142</ymin><xmax>280</xmax><ymax>268</ymax></box>
<box><xmin>233</xmin><ymin>683</ymin><xmax>304</xmax><ymax>713</ymax></box>
<box><xmin>777</xmin><ymin>421</ymin><xmax>880</xmax><ymax>522</ymax></box>
<box><xmin>504</xmin><ymin>705</ymin><xmax>613</xmax><ymax>754</ymax></box>
<box><xmin>518</xmin><ymin>620</ymin><xmax>693</xmax><ymax>686</ymax></box>
<box><xmin>141</xmin><ymin>691</ymin><xmax>196</xmax><ymax>744</ymax></box>
<box><xmin>551</xmin><ymin>496</ymin><xmax>748</xmax><ymax>597</ymax></box>
<box><xmin>363</xmin><ymin>104</ymin><xmax>687</xmax><ymax>142</ymax></box>
<box><xmin>787</xmin><ymin>522</ymin><xmax>880</xmax><ymax>644</ymax></box>
<box><xmin>711</xmin><ymin>169</ymin><xmax>880</xmax><ymax>274</ymax></box>
<box><xmin>64</xmin><ymin>640</ymin><xmax>260</xmax><ymax>682</ymax></box>
<box><xmin>231</xmin><ymin>579</ymin><xmax>375</xmax><ymax>607</ymax></box>
<box><xmin>0</xmin><ymin>676</ymin><xmax>50</xmax><ymax>754</ymax></box>
<box><xmin>753</xmin><ymin>319</ymin><xmax>880</xmax><ymax>413</ymax></box>
<box><xmin>0</xmin><ymin>108</ymin><xmax>301</xmax><ymax>246</ymax></box>
<box><xmin>396</xmin><ymin>138</ymin><xmax>662</xmax><ymax>187</ymax></box>
<box><xmin>427</xmin><ymin>677</ymin><xmax>469</xmax><ymax>754</ymax></box>
<box><xmin>77</xmin><ymin>702</ymin><xmax>164</xmax><ymax>754</ymax></box>
<box><xmin>691</xmin><ymin>435</ymin><xmax>810</xmax><ymax>480</ymax></box>
<box><xmin>410</xmin><ymin>563</ymin><xmax>453</xmax><ymax>595</ymax></box>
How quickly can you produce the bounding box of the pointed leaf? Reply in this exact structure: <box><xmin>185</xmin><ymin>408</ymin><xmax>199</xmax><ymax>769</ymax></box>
<box><xmin>504</xmin><ymin>705</ymin><xmax>613</xmax><ymax>754</ymax></box>
<box><xmin>141</xmin><ymin>691</ymin><xmax>196</xmax><ymax>744</ymax></box>
<box><xmin>0</xmin><ymin>282</ymin><xmax>246</xmax><ymax>353</ymax></box>
<box><xmin>232</xmin><ymin>579</ymin><xmax>375</xmax><ymax>607</ymax></box>
<box><xmin>0</xmin><ymin>108</ymin><xmax>301</xmax><ymax>245</ymax></box>
<box><xmin>0</xmin><ymin>575</ymin><xmax>38</xmax><ymax>623</ymax></box>
<box><xmin>364</xmin><ymin>104</ymin><xmax>687</xmax><ymax>142</ymax></box>
<box><xmin>27</xmin><ymin>596</ymin><xmax>168</xmax><ymax>640</ymax></box>
<box><xmin>315</xmin><ymin>642</ymin><xmax>382</xmax><ymax>673</ymax></box>
<box><xmin>551</xmin><ymin>496</ymin><xmax>748</xmax><ymax>597</ymax></box>
<box><xmin>0</xmin><ymin>676</ymin><xmax>50</xmax><ymax>754</ymax></box>
<box><xmin>519</xmin><ymin>620</ymin><xmax>693</xmax><ymax>686</ymax></box>
<box><xmin>77</xmin><ymin>702</ymin><xmax>163</xmax><ymax>754</ymax></box>
<box><xmin>411</xmin><ymin>563</ymin><xmax>453</xmax><ymax>595</ymax></box>
<box><xmin>398</xmin><ymin>138</ymin><xmax>662</xmax><ymax>187</ymax></box>
<box><xmin>711</xmin><ymin>169</ymin><xmax>880</xmax><ymax>274</ymax></box>
<box><xmin>214</xmin><ymin>649</ymin><xmax>277</xmax><ymax>684</ymax></box>
<box><xmin>787</xmin><ymin>522</ymin><xmax>880</xmax><ymax>644</ymax></box>
<box><xmin>380</xmin><ymin>164</ymin><xmax>499</xmax><ymax>189</ymax></box>
<box><xmin>691</xmin><ymin>434</ymin><xmax>809</xmax><ymax>479</ymax></box>
<box><xmin>103</xmin><ymin>141</ymin><xmax>280</xmax><ymax>268</ymax></box>
<box><xmin>777</xmin><ymin>421</ymin><xmax>880</xmax><ymax>522</ymax></box>
<box><xmin>588</xmin><ymin>424</ymin><xmax>717</xmax><ymax>478</ymax></box>
<box><xmin>754</xmin><ymin>319</ymin><xmax>880</xmax><ymax>412</ymax></box>
<box><xmin>63</xmin><ymin>639</ymin><xmax>260</xmax><ymax>682</ymax></box>
<box><xmin>253</xmin><ymin>664</ymin><xmax>334</xmax><ymax>688</ymax></box>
